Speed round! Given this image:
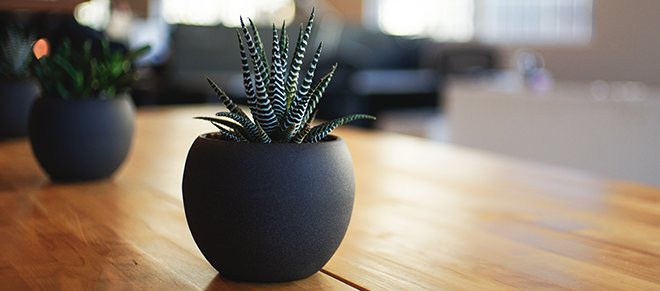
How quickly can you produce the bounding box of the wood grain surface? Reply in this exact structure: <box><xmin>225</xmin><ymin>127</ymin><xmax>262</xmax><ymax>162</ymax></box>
<box><xmin>1</xmin><ymin>104</ymin><xmax>659</xmax><ymax>290</ymax></box>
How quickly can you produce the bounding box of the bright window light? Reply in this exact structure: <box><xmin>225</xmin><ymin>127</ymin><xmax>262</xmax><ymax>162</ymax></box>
<box><xmin>376</xmin><ymin>0</ymin><xmax>475</xmax><ymax>42</ymax></box>
<box><xmin>74</xmin><ymin>0</ymin><xmax>111</xmax><ymax>31</ymax></box>
<box><xmin>367</xmin><ymin>0</ymin><xmax>593</xmax><ymax>45</ymax></box>
<box><xmin>378</xmin><ymin>0</ymin><xmax>426</xmax><ymax>36</ymax></box>
<box><xmin>162</xmin><ymin>0</ymin><xmax>295</xmax><ymax>27</ymax></box>
<box><xmin>476</xmin><ymin>0</ymin><xmax>593</xmax><ymax>46</ymax></box>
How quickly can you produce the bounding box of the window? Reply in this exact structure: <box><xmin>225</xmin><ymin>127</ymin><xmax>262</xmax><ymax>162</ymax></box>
<box><xmin>364</xmin><ymin>0</ymin><xmax>593</xmax><ymax>46</ymax></box>
<box><xmin>161</xmin><ymin>0</ymin><xmax>295</xmax><ymax>27</ymax></box>
<box><xmin>74</xmin><ymin>0</ymin><xmax>111</xmax><ymax>31</ymax></box>
<box><xmin>371</xmin><ymin>0</ymin><xmax>475</xmax><ymax>42</ymax></box>
<box><xmin>476</xmin><ymin>0</ymin><xmax>593</xmax><ymax>45</ymax></box>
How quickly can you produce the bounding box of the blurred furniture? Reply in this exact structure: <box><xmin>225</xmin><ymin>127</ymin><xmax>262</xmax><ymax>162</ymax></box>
<box><xmin>438</xmin><ymin>47</ymin><xmax>499</xmax><ymax>75</ymax></box>
<box><xmin>447</xmin><ymin>79</ymin><xmax>660</xmax><ymax>187</ymax></box>
<box><xmin>165</xmin><ymin>22</ymin><xmax>502</xmax><ymax>127</ymax></box>
<box><xmin>140</xmin><ymin>24</ymin><xmax>243</xmax><ymax>105</ymax></box>
<box><xmin>319</xmin><ymin>30</ymin><xmax>500</xmax><ymax>127</ymax></box>
<box><xmin>164</xmin><ymin>22</ymin><xmax>441</xmax><ymax>124</ymax></box>
<box><xmin>1</xmin><ymin>104</ymin><xmax>659</xmax><ymax>289</ymax></box>
<box><xmin>317</xmin><ymin>25</ymin><xmax>440</xmax><ymax>127</ymax></box>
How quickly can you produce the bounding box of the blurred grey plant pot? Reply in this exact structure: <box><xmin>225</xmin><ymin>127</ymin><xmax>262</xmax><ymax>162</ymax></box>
<box><xmin>28</xmin><ymin>95</ymin><xmax>135</xmax><ymax>181</ymax></box>
<box><xmin>0</xmin><ymin>78</ymin><xmax>39</xmax><ymax>138</ymax></box>
<box><xmin>182</xmin><ymin>135</ymin><xmax>355</xmax><ymax>282</ymax></box>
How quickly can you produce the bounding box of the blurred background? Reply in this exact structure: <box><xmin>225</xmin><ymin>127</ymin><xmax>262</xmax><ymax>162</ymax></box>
<box><xmin>1</xmin><ymin>0</ymin><xmax>659</xmax><ymax>186</ymax></box>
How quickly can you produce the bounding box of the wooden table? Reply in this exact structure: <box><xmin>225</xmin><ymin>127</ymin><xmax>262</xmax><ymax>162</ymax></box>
<box><xmin>1</xmin><ymin>104</ymin><xmax>659</xmax><ymax>290</ymax></box>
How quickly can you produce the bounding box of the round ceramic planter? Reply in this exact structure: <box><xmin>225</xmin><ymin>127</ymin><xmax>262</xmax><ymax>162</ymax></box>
<box><xmin>0</xmin><ymin>78</ymin><xmax>40</xmax><ymax>138</ymax></box>
<box><xmin>28</xmin><ymin>96</ymin><xmax>135</xmax><ymax>181</ymax></box>
<box><xmin>182</xmin><ymin>135</ymin><xmax>355</xmax><ymax>282</ymax></box>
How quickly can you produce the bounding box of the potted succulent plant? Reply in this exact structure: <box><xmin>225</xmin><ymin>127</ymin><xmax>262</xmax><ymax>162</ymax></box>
<box><xmin>182</xmin><ymin>9</ymin><xmax>375</xmax><ymax>282</ymax></box>
<box><xmin>0</xmin><ymin>24</ymin><xmax>39</xmax><ymax>138</ymax></box>
<box><xmin>28</xmin><ymin>38</ymin><xmax>149</xmax><ymax>181</ymax></box>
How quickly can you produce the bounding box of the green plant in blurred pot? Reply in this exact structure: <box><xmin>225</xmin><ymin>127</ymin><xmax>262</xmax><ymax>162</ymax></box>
<box><xmin>0</xmin><ymin>24</ymin><xmax>39</xmax><ymax>138</ymax></box>
<box><xmin>29</xmin><ymin>38</ymin><xmax>149</xmax><ymax>99</ymax></box>
<box><xmin>27</xmin><ymin>39</ymin><xmax>150</xmax><ymax>181</ymax></box>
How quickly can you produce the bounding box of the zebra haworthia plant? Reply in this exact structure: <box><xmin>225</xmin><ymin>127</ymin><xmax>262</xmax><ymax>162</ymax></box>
<box><xmin>0</xmin><ymin>24</ymin><xmax>36</xmax><ymax>80</ymax></box>
<box><xmin>198</xmin><ymin>9</ymin><xmax>375</xmax><ymax>143</ymax></box>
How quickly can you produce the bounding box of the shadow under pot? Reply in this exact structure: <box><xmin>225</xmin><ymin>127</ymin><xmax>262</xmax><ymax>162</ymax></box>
<box><xmin>0</xmin><ymin>78</ymin><xmax>40</xmax><ymax>138</ymax></box>
<box><xmin>182</xmin><ymin>134</ymin><xmax>355</xmax><ymax>282</ymax></box>
<box><xmin>28</xmin><ymin>96</ymin><xmax>135</xmax><ymax>182</ymax></box>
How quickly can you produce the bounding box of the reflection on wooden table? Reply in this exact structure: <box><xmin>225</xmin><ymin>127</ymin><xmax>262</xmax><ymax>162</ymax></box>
<box><xmin>1</xmin><ymin>104</ymin><xmax>658</xmax><ymax>290</ymax></box>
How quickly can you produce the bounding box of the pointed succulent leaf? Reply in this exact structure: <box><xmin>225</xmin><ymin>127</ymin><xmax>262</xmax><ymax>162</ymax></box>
<box><xmin>277</xmin><ymin>21</ymin><xmax>290</xmax><ymax>120</ymax></box>
<box><xmin>298</xmin><ymin>42</ymin><xmax>323</xmax><ymax>98</ymax></box>
<box><xmin>30</xmin><ymin>58</ymin><xmax>48</xmax><ymax>86</ymax></box>
<box><xmin>215</xmin><ymin>112</ymin><xmax>272</xmax><ymax>143</ymax></box>
<box><xmin>240</xmin><ymin>18</ymin><xmax>278</xmax><ymax>135</ymax></box>
<box><xmin>284</xmin><ymin>8</ymin><xmax>315</xmax><ymax>103</ymax></box>
<box><xmin>268</xmin><ymin>24</ymin><xmax>279</xmax><ymax>98</ymax></box>
<box><xmin>306</xmin><ymin>109</ymin><xmax>319</xmax><ymax>127</ymax></box>
<box><xmin>306</xmin><ymin>114</ymin><xmax>376</xmax><ymax>143</ymax></box>
<box><xmin>291</xmin><ymin>121</ymin><xmax>311</xmax><ymax>144</ymax></box>
<box><xmin>280</xmin><ymin>21</ymin><xmax>289</xmax><ymax>76</ymax></box>
<box><xmin>240</xmin><ymin>17</ymin><xmax>269</xmax><ymax>98</ymax></box>
<box><xmin>284</xmin><ymin>24</ymin><xmax>305</xmax><ymax>102</ymax></box>
<box><xmin>60</xmin><ymin>38</ymin><xmax>72</xmax><ymax>59</ymax></box>
<box><xmin>51</xmin><ymin>55</ymin><xmax>83</xmax><ymax>90</ymax></box>
<box><xmin>205</xmin><ymin>75</ymin><xmax>249</xmax><ymax>119</ymax></box>
<box><xmin>281</xmin><ymin>60</ymin><xmax>326</xmax><ymax>134</ymax></box>
<box><xmin>303</xmin><ymin>64</ymin><xmax>337</xmax><ymax>124</ymax></box>
<box><xmin>212</xmin><ymin>124</ymin><xmax>246</xmax><ymax>142</ymax></box>
<box><xmin>236</xmin><ymin>30</ymin><xmax>258</xmax><ymax>114</ymax></box>
<box><xmin>285</xmin><ymin>43</ymin><xmax>324</xmax><ymax>138</ymax></box>
<box><xmin>249</xmin><ymin>18</ymin><xmax>269</xmax><ymax>80</ymax></box>
<box><xmin>252</xmin><ymin>85</ymin><xmax>279</xmax><ymax>136</ymax></box>
<box><xmin>55</xmin><ymin>82</ymin><xmax>70</xmax><ymax>99</ymax></box>
<box><xmin>281</xmin><ymin>73</ymin><xmax>316</xmax><ymax>138</ymax></box>
<box><xmin>194</xmin><ymin>116</ymin><xmax>254</xmax><ymax>142</ymax></box>
<box><xmin>276</xmin><ymin>122</ymin><xmax>298</xmax><ymax>143</ymax></box>
<box><xmin>125</xmin><ymin>44</ymin><xmax>151</xmax><ymax>62</ymax></box>
<box><xmin>99</xmin><ymin>38</ymin><xmax>109</xmax><ymax>57</ymax></box>
<box><xmin>269</xmin><ymin>24</ymin><xmax>287</xmax><ymax>120</ymax></box>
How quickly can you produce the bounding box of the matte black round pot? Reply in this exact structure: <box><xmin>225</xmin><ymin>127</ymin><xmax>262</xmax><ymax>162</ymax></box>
<box><xmin>28</xmin><ymin>96</ymin><xmax>135</xmax><ymax>181</ymax></box>
<box><xmin>0</xmin><ymin>78</ymin><xmax>39</xmax><ymax>138</ymax></box>
<box><xmin>182</xmin><ymin>135</ymin><xmax>355</xmax><ymax>282</ymax></box>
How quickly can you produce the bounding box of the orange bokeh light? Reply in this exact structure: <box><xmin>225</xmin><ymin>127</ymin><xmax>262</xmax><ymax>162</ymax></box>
<box><xmin>32</xmin><ymin>38</ymin><xmax>50</xmax><ymax>59</ymax></box>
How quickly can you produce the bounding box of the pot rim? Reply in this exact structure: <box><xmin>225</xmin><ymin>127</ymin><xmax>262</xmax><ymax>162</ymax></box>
<box><xmin>35</xmin><ymin>93</ymin><xmax>132</xmax><ymax>101</ymax></box>
<box><xmin>0</xmin><ymin>76</ymin><xmax>37</xmax><ymax>84</ymax></box>
<box><xmin>198</xmin><ymin>133</ymin><xmax>342</xmax><ymax>145</ymax></box>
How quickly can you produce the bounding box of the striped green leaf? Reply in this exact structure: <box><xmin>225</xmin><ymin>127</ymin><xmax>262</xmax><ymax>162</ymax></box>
<box><xmin>205</xmin><ymin>75</ymin><xmax>249</xmax><ymax>119</ymax></box>
<box><xmin>212</xmin><ymin>124</ymin><xmax>246</xmax><ymax>142</ymax></box>
<box><xmin>215</xmin><ymin>112</ymin><xmax>272</xmax><ymax>143</ymax></box>
<box><xmin>236</xmin><ymin>30</ymin><xmax>258</xmax><ymax>115</ymax></box>
<box><xmin>194</xmin><ymin>116</ymin><xmax>253</xmax><ymax>142</ymax></box>
<box><xmin>306</xmin><ymin>114</ymin><xmax>376</xmax><ymax>143</ymax></box>
<box><xmin>303</xmin><ymin>64</ymin><xmax>336</xmax><ymax>124</ymax></box>
<box><xmin>240</xmin><ymin>17</ymin><xmax>278</xmax><ymax>135</ymax></box>
<box><xmin>291</xmin><ymin>121</ymin><xmax>311</xmax><ymax>144</ymax></box>
<box><xmin>198</xmin><ymin>8</ymin><xmax>375</xmax><ymax>143</ymax></box>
